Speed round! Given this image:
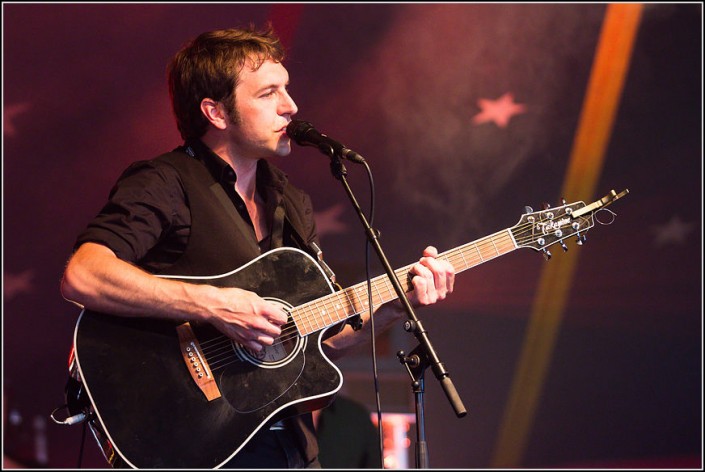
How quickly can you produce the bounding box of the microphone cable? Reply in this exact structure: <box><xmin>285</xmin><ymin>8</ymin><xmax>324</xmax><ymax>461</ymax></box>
<box><xmin>358</xmin><ymin>159</ymin><xmax>385</xmax><ymax>468</ymax></box>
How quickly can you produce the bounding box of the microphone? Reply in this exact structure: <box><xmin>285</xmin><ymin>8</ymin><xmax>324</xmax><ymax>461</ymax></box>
<box><xmin>286</xmin><ymin>120</ymin><xmax>366</xmax><ymax>164</ymax></box>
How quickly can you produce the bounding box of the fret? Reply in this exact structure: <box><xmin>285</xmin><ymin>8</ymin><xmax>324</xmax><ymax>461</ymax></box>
<box><xmin>386</xmin><ymin>278</ymin><xmax>395</xmax><ymax>300</ymax></box>
<box><xmin>332</xmin><ymin>293</ymin><xmax>346</xmax><ymax>323</ymax></box>
<box><xmin>437</xmin><ymin>230</ymin><xmax>517</xmax><ymax>276</ymax></box>
<box><xmin>458</xmin><ymin>248</ymin><xmax>469</xmax><ymax>270</ymax></box>
<box><xmin>378</xmin><ymin>276</ymin><xmax>399</xmax><ymax>306</ymax></box>
<box><xmin>300</xmin><ymin>304</ymin><xmax>314</xmax><ymax>334</ymax></box>
<box><xmin>294</xmin><ymin>304</ymin><xmax>314</xmax><ymax>336</ymax></box>
<box><xmin>353</xmin><ymin>285</ymin><xmax>368</xmax><ymax>312</ymax></box>
<box><xmin>440</xmin><ymin>255</ymin><xmax>452</xmax><ymax>270</ymax></box>
<box><xmin>372</xmin><ymin>280</ymin><xmax>384</xmax><ymax>307</ymax></box>
<box><xmin>495</xmin><ymin>231</ymin><xmax>515</xmax><ymax>256</ymax></box>
<box><xmin>489</xmin><ymin>236</ymin><xmax>500</xmax><ymax>257</ymax></box>
<box><xmin>479</xmin><ymin>237</ymin><xmax>494</xmax><ymax>261</ymax></box>
<box><xmin>342</xmin><ymin>287</ymin><xmax>359</xmax><ymax>317</ymax></box>
<box><xmin>398</xmin><ymin>268</ymin><xmax>412</xmax><ymax>293</ymax></box>
<box><xmin>507</xmin><ymin>226</ymin><xmax>518</xmax><ymax>247</ymax></box>
<box><xmin>322</xmin><ymin>299</ymin><xmax>335</xmax><ymax>325</ymax></box>
<box><xmin>475</xmin><ymin>243</ymin><xmax>484</xmax><ymax>262</ymax></box>
<box><xmin>312</xmin><ymin>301</ymin><xmax>327</xmax><ymax>331</ymax></box>
<box><xmin>306</xmin><ymin>303</ymin><xmax>318</xmax><ymax>332</ymax></box>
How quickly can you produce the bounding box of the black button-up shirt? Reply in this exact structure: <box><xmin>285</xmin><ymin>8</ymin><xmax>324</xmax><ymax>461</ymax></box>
<box><xmin>75</xmin><ymin>139</ymin><xmax>285</xmax><ymax>271</ymax></box>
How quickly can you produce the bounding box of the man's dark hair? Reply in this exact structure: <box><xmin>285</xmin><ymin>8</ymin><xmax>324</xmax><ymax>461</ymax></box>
<box><xmin>167</xmin><ymin>24</ymin><xmax>285</xmax><ymax>140</ymax></box>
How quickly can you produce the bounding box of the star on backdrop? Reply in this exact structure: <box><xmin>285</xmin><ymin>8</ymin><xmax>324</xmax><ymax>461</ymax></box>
<box><xmin>472</xmin><ymin>92</ymin><xmax>527</xmax><ymax>128</ymax></box>
<box><xmin>3</xmin><ymin>103</ymin><xmax>31</xmax><ymax>137</ymax></box>
<box><xmin>314</xmin><ymin>203</ymin><xmax>349</xmax><ymax>238</ymax></box>
<box><xmin>651</xmin><ymin>215</ymin><xmax>695</xmax><ymax>247</ymax></box>
<box><xmin>3</xmin><ymin>270</ymin><xmax>35</xmax><ymax>301</ymax></box>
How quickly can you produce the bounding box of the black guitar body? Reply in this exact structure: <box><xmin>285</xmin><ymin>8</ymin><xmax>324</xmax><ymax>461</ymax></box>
<box><xmin>73</xmin><ymin>248</ymin><xmax>343</xmax><ymax>468</ymax></box>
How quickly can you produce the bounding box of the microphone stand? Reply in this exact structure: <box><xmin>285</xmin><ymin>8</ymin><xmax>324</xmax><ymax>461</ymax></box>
<box><xmin>325</xmin><ymin>150</ymin><xmax>467</xmax><ymax>469</ymax></box>
<box><xmin>397</xmin><ymin>344</ymin><xmax>430</xmax><ymax>468</ymax></box>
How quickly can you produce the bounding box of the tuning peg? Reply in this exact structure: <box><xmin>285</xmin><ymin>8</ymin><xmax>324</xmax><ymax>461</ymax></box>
<box><xmin>576</xmin><ymin>233</ymin><xmax>587</xmax><ymax>245</ymax></box>
<box><xmin>524</xmin><ymin>206</ymin><xmax>534</xmax><ymax>214</ymax></box>
<box><xmin>542</xmin><ymin>202</ymin><xmax>551</xmax><ymax>210</ymax></box>
<box><xmin>561</xmin><ymin>197</ymin><xmax>567</xmax><ymax>205</ymax></box>
<box><xmin>542</xmin><ymin>248</ymin><xmax>552</xmax><ymax>261</ymax></box>
<box><xmin>559</xmin><ymin>241</ymin><xmax>568</xmax><ymax>251</ymax></box>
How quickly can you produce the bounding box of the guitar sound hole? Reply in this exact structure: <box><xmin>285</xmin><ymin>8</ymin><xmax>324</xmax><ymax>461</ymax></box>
<box><xmin>218</xmin><ymin>302</ymin><xmax>311</xmax><ymax>414</ymax></box>
<box><xmin>239</xmin><ymin>334</ymin><xmax>300</xmax><ymax>365</ymax></box>
<box><xmin>235</xmin><ymin>300</ymin><xmax>306</xmax><ymax>368</ymax></box>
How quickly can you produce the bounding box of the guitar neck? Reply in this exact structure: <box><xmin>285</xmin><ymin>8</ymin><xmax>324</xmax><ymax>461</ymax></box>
<box><xmin>293</xmin><ymin>228</ymin><xmax>517</xmax><ymax>336</ymax></box>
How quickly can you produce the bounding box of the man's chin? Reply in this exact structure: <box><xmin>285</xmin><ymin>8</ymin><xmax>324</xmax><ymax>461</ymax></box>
<box><xmin>274</xmin><ymin>142</ymin><xmax>293</xmax><ymax>157</ymax></box>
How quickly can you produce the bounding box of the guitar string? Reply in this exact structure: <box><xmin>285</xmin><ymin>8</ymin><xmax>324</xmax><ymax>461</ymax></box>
<box><xmin>193</xmin><ymin>214</ymin><xmax>589</xmax><ymax>371</ymax></box>
<box><xmin>199</xmin><ymin>217</ymin><xmax>579</xmax><ymax>356</ymax></box>
<box><xmin>284</xmin><ymin>217</ymin><xmax>567</xmax><ymax>335</ymax></box>
<box><xmin>209</xmin><ymin>217</ymin><xmax>575</xmax><ymax>348</ymax></box>
<box><xmin>211</xmin><ymin>214</ymin><xmax>576</xmax><ymax>342</ymax></box>
<box><xmin>292</xmin><ymin>213</ymin><xmax>588</xmax><ymax>337</ymax></box>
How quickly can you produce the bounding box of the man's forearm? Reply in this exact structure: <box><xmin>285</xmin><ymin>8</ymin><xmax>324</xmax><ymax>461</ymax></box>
<box><xmin>321</xmin><ymin>300</ymin><xmax>407</xmax><ymax>360</ymax></box>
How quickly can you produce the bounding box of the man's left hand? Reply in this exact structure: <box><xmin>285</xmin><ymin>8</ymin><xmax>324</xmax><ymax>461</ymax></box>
<box><xmin>407</xmin><ymin>246</ymin><xmax>455</xmax><ymax>306</ymax></box>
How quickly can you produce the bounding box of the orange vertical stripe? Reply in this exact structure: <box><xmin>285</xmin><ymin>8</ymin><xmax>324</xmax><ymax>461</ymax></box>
<box><xmin>491</xmin><ymin>4</ymin><xmax>643</xmax><ymax>467</ymax></box>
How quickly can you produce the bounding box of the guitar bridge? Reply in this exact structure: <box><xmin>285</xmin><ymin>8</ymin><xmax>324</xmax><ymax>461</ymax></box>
<box><xmin>176</xmin><ymin>322</ymin><xmax>221</xmax><ymax>401</ymax></box>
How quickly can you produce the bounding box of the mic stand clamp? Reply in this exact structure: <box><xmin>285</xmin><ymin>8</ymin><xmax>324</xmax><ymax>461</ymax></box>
<box><xmin>325</xmin><ymin>152</ymin><xmax>467</xmax><ymax>468</ymax></box>
<box><xmin>398</xmin><ymin>345</ymin><xmax>430</xmax><ymax>468</ymax></box>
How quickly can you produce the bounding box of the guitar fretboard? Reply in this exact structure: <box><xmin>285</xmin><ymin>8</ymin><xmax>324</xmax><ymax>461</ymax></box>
<box><xmin>292</xmin><ymin>229</ymin><xmax>517</xmax><ymax>336</ymax></box>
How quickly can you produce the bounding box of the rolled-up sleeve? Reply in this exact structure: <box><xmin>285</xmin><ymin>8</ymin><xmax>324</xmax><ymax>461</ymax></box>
<box><xmin>74</xmin><ymin>160</ymin><xmax>187</xmax><ymax>264</ymax></box>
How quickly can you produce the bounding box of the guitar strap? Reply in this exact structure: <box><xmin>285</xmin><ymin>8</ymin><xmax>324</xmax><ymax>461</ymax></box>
<box><xmin>282</xmin><ymin>216</ymin><xmax>336</xmax><ymax>284</ymax></box>
<box><xmin>271</xmin><ymin>203</ymin><xmax>285</xmax><ymax>249</ymax></box>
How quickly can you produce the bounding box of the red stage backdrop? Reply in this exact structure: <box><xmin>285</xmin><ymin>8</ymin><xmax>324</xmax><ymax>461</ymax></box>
<box><xmin>3</xmin><ymin>3</ymin><xmax>701</xmax><ymax>469</ymax></box>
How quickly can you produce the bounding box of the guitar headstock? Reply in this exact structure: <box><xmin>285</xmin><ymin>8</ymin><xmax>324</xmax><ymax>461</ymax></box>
<box><xmin>510</xmin><ymin>189</ymin><xmax>629</xmax><ymax>258</ymax></box>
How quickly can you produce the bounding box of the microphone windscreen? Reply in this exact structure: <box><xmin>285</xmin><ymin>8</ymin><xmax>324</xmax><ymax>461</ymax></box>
<box><xmin>286</xmin><ymin>120</ymin><xmax>314</xmax><ymax>144</ymax></box>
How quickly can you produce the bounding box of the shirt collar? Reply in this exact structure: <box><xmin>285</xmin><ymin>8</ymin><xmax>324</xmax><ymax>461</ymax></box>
<box><xmin>182</xmin><ymin>138</ymin><xmax>289</xmax><ymax>192</ymax></box>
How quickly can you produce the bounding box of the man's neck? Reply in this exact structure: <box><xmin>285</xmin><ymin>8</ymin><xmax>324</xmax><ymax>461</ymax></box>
<box><xmin>200</xmin><ymin>135</ymin><xmax>259</xmax><ymax>201</ymax></box>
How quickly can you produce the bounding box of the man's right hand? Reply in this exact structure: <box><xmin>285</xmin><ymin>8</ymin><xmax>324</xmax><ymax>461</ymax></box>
<box><xmin>201</xmin><ymin>286</ymin><xmax>289</xmax><ymax>352</ymax></box>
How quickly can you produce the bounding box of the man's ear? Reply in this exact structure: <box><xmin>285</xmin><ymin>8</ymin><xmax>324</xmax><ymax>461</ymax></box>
<box><xmin>200</xmin><ymin>98</ymin><xmax>227</xmax><ymax>130</ymax></box>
